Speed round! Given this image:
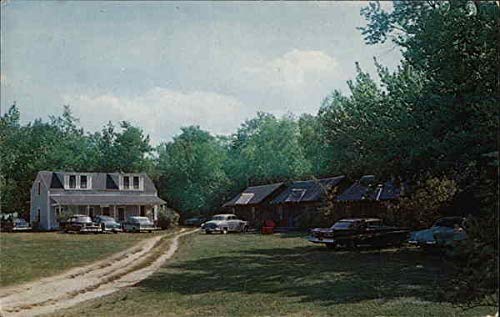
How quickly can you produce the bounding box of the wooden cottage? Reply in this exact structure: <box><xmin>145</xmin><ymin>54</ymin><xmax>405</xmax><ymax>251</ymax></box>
<box><xmin>335</xmin><ymin>175</ymin><xmax>406</xmax><ymax>221</ymax></box>
<box><xmin>222</xmin><ymin>182</ymin><xmax>286</xmax><ymax>226</ymax></box>
<box><xmin>269</xmin><ymin>176</ymin><xmax>345</xmax><ymax>228</ymax></box>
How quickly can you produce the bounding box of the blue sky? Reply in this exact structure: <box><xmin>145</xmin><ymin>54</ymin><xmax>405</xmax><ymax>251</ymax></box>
<box><xmin>1</xmin><ymin>1</ymin><xmax>400</xmax><ymax>143</ymax></box>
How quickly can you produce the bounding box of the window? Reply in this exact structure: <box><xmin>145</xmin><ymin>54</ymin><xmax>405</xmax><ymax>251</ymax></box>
<box><xmin>133</xmin><ymin>176</ymin><xmax>140</xmax><ymax>189</ymax></box>
<box><xmin>140</xmin><ymin>205</ymin><xmax>145</xmax><ymax>216</ymax></box>
<box><xmin>37</xmin><ymin>182</ymin><xmax>41</xmax><ymax>195</ymax></box>
<box><xmin>123</xmin><ymin>176</ymin><xmax>130</xmax><ymax>189</ymax></box>
<box><xmin>69</xmin><ymin>175</ymin><xmax>77</xmax><ymax>189</ymax></box>
<box><xmin>235</xmin><ymin>193</ymin><xmax>254</xmax><ymax>205</ymax></box>
<box><xmin>80</xmin><ymin>175</ymin><xmax>87</xmax><ymax>189</ymax></box>
<box><xmin>285</xmin><ymin>189</ymin><xmax>306</xmax><ymax>202</ymax></box>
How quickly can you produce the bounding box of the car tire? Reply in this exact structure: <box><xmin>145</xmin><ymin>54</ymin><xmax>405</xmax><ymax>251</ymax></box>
<box><xmin>222</xmin><ymin>228</ymin><xmax>228</xmax><ymax>234</ymax></box>
<box><xmin>242</xmin><ymin>226</ymin><xmax>248</xmax><ymax>233</ymax></box>
<box><xmin>206</xmin><ymin>230</ymin><xmax>212</xmax><ymax>234</ymax></box>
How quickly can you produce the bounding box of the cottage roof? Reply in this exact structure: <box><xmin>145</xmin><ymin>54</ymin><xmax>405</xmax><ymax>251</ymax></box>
<box><xmin>336</xmin><ymin>176</ymin><xmax>404</xmax><ymax>202</ymax></box>
<box><xmin>36</xmin><ymin>171</ymin><xmax>158</xmax><ymax>194</ymax></box>
<box><xmin>223</xmin><ymin>182</ymin><xmax>284</xmax><ymax>207</ymax></box>
<box><xmin>270</xmin><ymin>176</ymin><xmax>345</xmax><ymax>204</ymax></box>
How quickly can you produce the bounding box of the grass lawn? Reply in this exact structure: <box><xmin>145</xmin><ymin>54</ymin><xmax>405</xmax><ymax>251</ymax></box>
<box><xmin>0</xmin><ymin>231</ymin><xmax>166</xmax><ymax>287</ymax></box>
<box><xmin>50</xmin><ymin>233</ymin><xmax>496</xmax><ymax>317</ymax></box>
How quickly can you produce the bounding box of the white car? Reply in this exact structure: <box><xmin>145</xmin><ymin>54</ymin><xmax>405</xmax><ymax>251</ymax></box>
<box><xmin>201</xmin><ymin>214</ymin><xmax>248</xmax><ymax>234</ymax></box>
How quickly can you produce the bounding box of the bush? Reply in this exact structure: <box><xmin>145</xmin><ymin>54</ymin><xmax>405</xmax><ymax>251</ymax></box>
<box><xmin>157</xmin><ymin>206</ymin><xmax>180</xmax><ymax>229</ymax></box>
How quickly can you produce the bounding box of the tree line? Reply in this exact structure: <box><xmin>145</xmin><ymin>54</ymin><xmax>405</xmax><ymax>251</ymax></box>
<box><xmin>0</xmin><ymin>0</ymin><xmax>497</xmax><ymax>306</ymax></box>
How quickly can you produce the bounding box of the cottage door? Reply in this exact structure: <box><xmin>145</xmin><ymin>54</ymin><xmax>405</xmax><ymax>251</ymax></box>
<box><xmin>118</xmin><ymin>208</ymin><xmax>125</xmax><ymax>221</ymax></box>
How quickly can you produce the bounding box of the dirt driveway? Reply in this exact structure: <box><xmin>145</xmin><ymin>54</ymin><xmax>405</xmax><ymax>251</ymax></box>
<box><xmin>0</xmin><ymin>228</ymin><xmax>197</xmax><ymax>317</ymax></box>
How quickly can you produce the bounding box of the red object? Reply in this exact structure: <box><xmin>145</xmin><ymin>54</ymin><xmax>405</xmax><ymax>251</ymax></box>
<box><xmin>261</xmin><ymin>220</ymin><xmax>276</xmax><ymax>234</ymax></box>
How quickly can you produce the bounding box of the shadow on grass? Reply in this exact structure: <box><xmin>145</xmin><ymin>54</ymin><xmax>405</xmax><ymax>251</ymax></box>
<box><xmin>139</xmin><ymin>238</ymin><xmax>451</xmax><ymax>307</ymax></box>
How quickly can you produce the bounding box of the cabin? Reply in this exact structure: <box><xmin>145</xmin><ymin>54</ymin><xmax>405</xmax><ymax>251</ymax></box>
<box><xmin>30</xmin><ymin>171</ymin><xmax>166</xmax><ymax>230</ymax></box>
<box><xmin>335</xmin><ymin>175</ymin><xmax>406</xmax><ymax>221</ymax></box>
<box><xmin>269</xmin><ymin>176</ymin><xmax>346</xmax><ymax>228</ymax></box>
<box><xmin>222</xmin><ymin>182</ymin><xmax>285</xmax><ymax>226</ymax></box>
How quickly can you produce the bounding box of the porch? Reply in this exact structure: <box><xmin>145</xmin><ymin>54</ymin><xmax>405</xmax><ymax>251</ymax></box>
<box><xmin>54</xmin><ymin>204</ymin><xmax>158</xmax><ymax>222</ymax></box>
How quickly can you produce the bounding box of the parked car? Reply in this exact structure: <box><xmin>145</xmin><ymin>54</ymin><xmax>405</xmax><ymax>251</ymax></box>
<box><xmin>408</xmin><ymin>217</ymin><xmax>467</xmax><ymax>249</ymax></box>
<box><xmin>201</xmin><ymin>214</ymin><xmax>248</xmax><ymax>234</ymax></box>
<box><xmin>94</xmin><ymin>215</ymin><xmax>122</xmax><ymax>233</ymax></box>
<box><xmin>308</xmin><ymin>218</ymin><xmax>410</xmax><ymax>249</ymax></box>
<box><xmin>0</xmin><ymin>218</ymin><xmax>31</xmax><ymax>232</ymax></box>
<box><xmin>184</xmin><ymin>216</ymin><xmax>207</xmax><ymax>227</ymax></box>
<box><xmin>122</xmin><ymin>216</ymin><xmax>159</xmax><ymax>233</ymax></box>
<box><xmin>63</xmin><ymin>214</ymin><xmax>102</xmax><ymax>233</ymax></box>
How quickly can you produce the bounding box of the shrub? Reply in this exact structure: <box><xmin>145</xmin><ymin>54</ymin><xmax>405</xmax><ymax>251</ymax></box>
<box><xmin>157</xmin><ymin>206</ymin><xmax>180</xmax><ymax>229</ymax></box>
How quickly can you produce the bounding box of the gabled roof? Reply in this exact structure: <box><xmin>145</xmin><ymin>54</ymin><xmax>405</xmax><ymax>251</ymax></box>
<box><xmin>336</xmin><ymin>176</ymin><xmax>404</xmax><ymax>202</ymax></box>
<box><xmin>223</xmin><ymin>183</ymin><xmax>284</xmax><ymax>207</ymax></box>
<box><xmin>36</xmin><ymin>171</ymin><xmax>158</xmax><ymax>194</ymax></box>
<box><xmin>270</xmin><ymin>176</ymin><xmax>345</xmax><ymax>204</ymax></box>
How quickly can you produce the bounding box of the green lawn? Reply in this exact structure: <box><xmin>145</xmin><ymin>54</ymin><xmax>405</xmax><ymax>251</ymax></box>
<box><xmin>0</xmin><ymin>231</ymin><xmax>166</xmax><ymax>287</ymax></box>
<box><xmin>50</xmin><ymin>233</ymin><xmax>495</xmax><ymax>317</ymax></box>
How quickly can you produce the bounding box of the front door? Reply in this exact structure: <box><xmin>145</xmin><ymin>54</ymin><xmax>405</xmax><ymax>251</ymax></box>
<box><xmin>102</xmin><ymin>207</ymin><xmax>110</xmax><ymax>216</ymax></box>
<box><xmin>140</xmin><ymin>206</ymin><xmax>146</xmax><ymax>217</ymax></box>
<box><xmin>118</xmin><ymin>208</ymin><xmax>125</xmax><ymax>221</ymax></box>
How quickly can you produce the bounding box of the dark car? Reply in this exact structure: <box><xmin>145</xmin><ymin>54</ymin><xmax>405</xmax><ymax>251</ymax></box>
<box><xmin>63</xmin><ymin>214</ymin><xmax>102</xmax><ymax>233</ymax></box>
<box><xmin>0</xmin><ymin>218</ymin><xmax>31</xmax><ymax>232</ymax></box>
<box><xmin>308</xmin><ymin>218</ymin><xmax>410</xmax><ymax>249</ymax></box>
<box><xmin>184</xmin><ymin>217</ymin><xmax>207</xmax><ymax>227</ymax></box>
<box><xmin>122</xmin><ymin>216</ymin><xmax>159</xmax><ymax>233</ymax></box>
<box><xmin>94</xmin><ymin>215</ymin><xmax>122</xmax><ymax>233</ymax></box>
<box><xmin>409</xmin><ymin>217</ymin><xmax>467</xmax><ymax>249</ymax></box>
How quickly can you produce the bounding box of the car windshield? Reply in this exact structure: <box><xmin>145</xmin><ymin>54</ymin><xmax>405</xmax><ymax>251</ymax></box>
<box><xmin>15</xmin><ymin>219</ymin><xmax>27</xmax><ymax>224</ymax></box>
<box><xmin>132</xmin><ymin>217</ymin><xmax>151</xmax><ymax>224</ymax></box>
<box><xmin>211</xmin><ymin>216</ymin><xmax>226</xmax><ymax>221</ymax></box>
<box><xmin>75</xmin><ymin>216</ymin><xmax>92</xmax><ymax>222</ymax></box>
<box><xmin>331</xmin><ymin>221</ymin><xmax>354</xmax><ymax>230</ymax></box>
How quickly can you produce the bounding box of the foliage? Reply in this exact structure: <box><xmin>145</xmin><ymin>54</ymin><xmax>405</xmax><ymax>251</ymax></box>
<box><xmin>358</xmin><ymin>0</ymin><xmax>499</xmax><ymax>307</ymax></box>
<box><xmin>156</xmin><ymin>206</ymin><xmax>180</xmax><ymax>229</ymax></box>
<box><xmin>389</xmin><ymin>176</ymin><xmax>458</xmax><ymax>228</ymax></box>
<box><xmin>228</xmin><ymin>112</ymin><xmax>312</xmax><ymax>188</ymax></box>
<box><xmin>0</xmin><ymin>105</ymin><xmax>153</xmax><ymax>218</ymax></box>
<box><xmin>157</xmin><ymin>126</ymin><xmax>230</xmax><ymax>218</ymax></box>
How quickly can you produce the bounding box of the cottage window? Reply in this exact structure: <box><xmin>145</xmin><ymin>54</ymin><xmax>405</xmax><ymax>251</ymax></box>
<box><xmin>69</xmin><ymin>175</ymin><xmax>77</xmax><ymax>189</ymax></box>
<box><xmin>133</xmin><ymin>176</ymin><xmax>140</xmax><ymax>189</ymax></box>
<box><xmin>235</xmin><ymin>193</ymin><xmax>254</xmax><ymax>205</ymax></box>
<box><xmin>123</xmin><ymin>176</ymin><xmax>130</xmax><ymax>189</ymax></box>
<box><xmin>37</xmin><ymin>182</ymin><xmax>41</xmax><ymax>195</ymax></box>
<box><xmin>80</xmin><ymin>175</ymin><xmax>88</xmax><ymax>189</ymax></box>
<box><xmin>285</xmin><ymin>189</ymin><xmax>306</xmax><ymax>202</ymax></box>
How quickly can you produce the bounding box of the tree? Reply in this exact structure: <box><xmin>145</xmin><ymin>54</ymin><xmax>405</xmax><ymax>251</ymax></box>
<box><xmin>228</xmin><ymin>113</ymin><xmax>312</xmax><ymax>188</ymax></box>
<box><xmin>157</xmin><ymin>126</ymin><xmax>230</xmax><ymax>217</ymax></box>
<box><xmin>358</xmin><ymin>0</ymin><xmax>499</xmax><ymax>307</ymax></box>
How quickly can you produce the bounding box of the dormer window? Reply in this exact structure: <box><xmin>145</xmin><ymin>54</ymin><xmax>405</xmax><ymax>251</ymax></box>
<box><xmin>120</xmin><ymin>174</ymin><xmax>143</xmax><ymax>190</ymax></box>
<box><xmin>80</xmin><ymin>175</ymin><xmax>88</xmax><ymax>189</ymax></box>
<box><xmin>69</xmin><ymin>175</ymin><xmax>77</xmax><ymax>189</ymax></box>
<box><xmin>65</xmin><ymin>174</ymin><xmax>92</xmax><ymax>190</ymax></box>
<box><xmin>123</xmin><ymin>176</ymin><xmax>130</xmax><ymax>190</ymax></box>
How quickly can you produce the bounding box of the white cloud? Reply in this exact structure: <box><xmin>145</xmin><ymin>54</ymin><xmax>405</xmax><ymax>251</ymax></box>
<box><xmin>244</xmin><ymin>49</ymin><xmax>338</xmax><ymax>88</ymax></box>
<box><xmin>63</xmin><ymin>88</ymin><xmax>250</xmax><ymax>144</ymax></box>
